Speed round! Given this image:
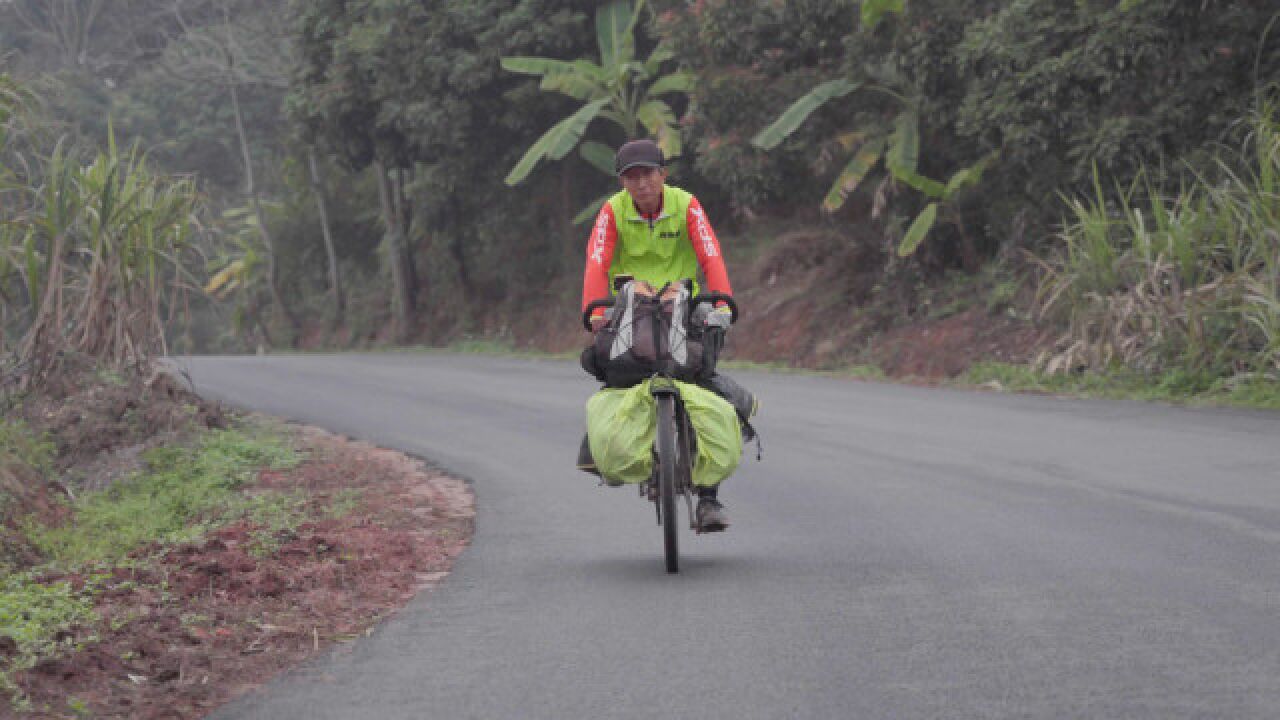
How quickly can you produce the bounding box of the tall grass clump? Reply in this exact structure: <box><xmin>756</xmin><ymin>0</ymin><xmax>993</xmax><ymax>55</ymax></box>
<box><xmin>1</xmin><ymin>74</ymin><xmax>202</xmax><ymax>387</ymax></box>
<box><xmin>6</xmin><ymin>135</ymin><xmax>200</xmax><ymax>386</ymax></box>
<box><xmin>1037</xmin><ymin>108</ymin><xmax>1280</xmax><ymax>382</ymax></box>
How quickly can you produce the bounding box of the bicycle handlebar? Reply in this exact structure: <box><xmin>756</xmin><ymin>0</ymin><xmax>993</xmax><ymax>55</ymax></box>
<box><xmin>582</xmin><ymin>297</ymin><xmax>617</xmax><ymax>331</ymax></box>
<box><xmin>690</xmin><ymin>292</ymin><xmax>740</xmax><ymax>324</ymax></box>
<box><xmin>581</xmin><ymin>292</ymin><xmax>740</xmax><ymax>331</ymax></box>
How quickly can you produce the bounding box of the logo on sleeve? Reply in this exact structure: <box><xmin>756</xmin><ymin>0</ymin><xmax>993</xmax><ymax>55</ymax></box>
<box><xmin>590</xmin><ymin>210</ymin><xmax>610</xmax><ymax>265</ymax></box>
<box><xmin>689</xmin><ymin>206</ymin><xmax>718</xmax><ymax>257</ymax></box>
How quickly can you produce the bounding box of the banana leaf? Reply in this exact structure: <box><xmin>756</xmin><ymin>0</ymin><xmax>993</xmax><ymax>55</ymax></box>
<box><xmin>886</xmin><ymin>111</ymin><xmax>945</xmax><ymax>198</ymax></box>
<box><xmin>541</xmin><ymin>71</ymin><xmax>607</xmax><ymax>102</ymax></box>
<box><xmin>505</xmin><ymin>98</ymin><xmax>610</xmax><ymax>186</ymax></box>
<box><xmin>752</xmin><ymin>78</ymin><xmax>861</xmax><ymax>150</ymax></box>
<box><xmin>579</xmin><ymin>141</ymin><xmax>616</xmax><ymax>176</ymax></box>
<box><xmin>898</xmin><ymin>203</ymin><xmax>938</xmax><ymax>257</ymax></box>
<box><xmin>943</xmin><ymin>152</ymin><xmax>997</xmax><ymax>199</ymax></box>
<box><xmin>500</xmin><ymin>57</ymin><xmax>578</xmax><ymax>77</ymax></box>
<box><xmin>647</xmin><ymin>71</ymin><xmax>693</xmax><ymax>97</ymax></box>
<box><xmin>823</xmin><ymin>137</ymin><xmax>886</xmax><ymax>212</ymax></box>
<box><xmin>573</xmin><ymin>192</ymin><xmax>616</xmax><ymax>226</ymax></box>
<box><xmin>637</xmin><ymin>99</ymin><xmax>681</xmax><ymax>158</ymax></box>
<box><xmin>596</xmin><ymin>0</ymin><xmax>640</xmax><ymax>71</ymax></box>
<box><xmin>861</xmin><ymin>0</ymin><xmax>904</xmax><ymax>29</ymax></box>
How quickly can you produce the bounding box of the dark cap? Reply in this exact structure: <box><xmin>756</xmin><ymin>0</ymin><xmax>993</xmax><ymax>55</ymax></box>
<box><xmin>614</xmin><ymin>139</ymin><xmax>665</xmax><ymax>175</ymax></box>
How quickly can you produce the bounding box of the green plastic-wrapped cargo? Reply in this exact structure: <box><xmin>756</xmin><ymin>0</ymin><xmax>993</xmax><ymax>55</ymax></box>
<box><xmin>586</xmin><ymin>379</ymin><xmax>742</xmax><ymax>487</ymax></box>
<box><xmin>678</xmin><ymin>381</ymin><xmax>743</xmax><ymax>487</ymax></box>
<box><xmin>585</xmin><ymin>383</ymin><xmax>656</xmax><ymax>485</ymax></box>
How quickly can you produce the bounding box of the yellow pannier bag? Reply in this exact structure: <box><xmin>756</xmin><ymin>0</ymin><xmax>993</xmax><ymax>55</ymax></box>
<box><xmin>676</xmin><ymin>381</ymin><xmax>742</xmax><ymax>488</ymax></box>
<box><xmin>585</xmin><ymin>380</ymin><xmax>742</xmax><ymax>488</ymax></box>
<box><xmin>586</xmin><ymin>382</ymin><xmax>656</xmax><ymax>485</ymax></box>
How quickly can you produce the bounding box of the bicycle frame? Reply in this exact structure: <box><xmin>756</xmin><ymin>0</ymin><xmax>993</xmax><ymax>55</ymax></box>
<box><xmin>648</xmin><ymin>375</ymin><xmax>697</xmax><ymax>573</ymax></box>
<box><xmin>647</xmin><ymin>377</ymin><xmax>697</xmax><ymax>519</ymax></box>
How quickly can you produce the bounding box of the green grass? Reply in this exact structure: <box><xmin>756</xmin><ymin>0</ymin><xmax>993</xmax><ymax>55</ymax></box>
<box><xmin>239</xmin><ymin>487</ymin><xmax>362</xmax><ymax>558</ymax></box>
<box><xmin>0</xmin><ymin>420</ymin><xmax>310</xmax><ymax>708</ymax></box>
<box><xmin>0</xmin><ymin>572</ymin><xmax>98</xmax><ymax>708</ymax></box>
<box><xmin>29</xmin><ymin>423</ymin><xmax>300</xmax><ymax>567</ymax></box>
<box><xmin>961</xmin><ymin>362</ymin><xmax>1280</xmax><ymax>410</ymax></box>
<box><xmin>0</xmin><ymin>416</ymin><xmax>379</xmax><ymax>709</ymax></box>
<box><xmin>279</xmin><ymin>338</ymin><xmax>578</xmax><ymax>361</ymax></box>
<box><xmin>719</xmin><ymin>358</ymin><xmax>886</xmax><ymax>380</ymax></box>
<box><xmin>431</xmin><ymin>337</ymin><xmax>577</xmax><ymax>360</ymax></box>
<box><xmin>0</xmin><ymin>420</ymin><xmax>54</xmax><ymax>477</ymax></box>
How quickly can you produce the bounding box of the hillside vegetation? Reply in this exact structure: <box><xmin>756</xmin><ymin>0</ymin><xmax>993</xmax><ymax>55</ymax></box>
<box><xmin>0</xmin><ymin>0</ymin><xmax>1276</xmax><ymax>404</ymax></box>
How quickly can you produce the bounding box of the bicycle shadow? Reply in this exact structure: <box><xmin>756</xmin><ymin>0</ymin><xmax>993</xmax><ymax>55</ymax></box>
<box><xmin>577</xmin><ymin>553</ymin><xmax>760</xmax><ymax>584</ymax></box>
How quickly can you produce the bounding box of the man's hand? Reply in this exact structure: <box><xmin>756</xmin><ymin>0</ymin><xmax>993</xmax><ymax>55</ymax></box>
<box><xmin>589</xmin><ymin>314</ymin><xmax>608</xmax><ymax>333</ymax></box>
<box><xmin>704</xmin><ymin>305</ymin><xmax>733</xmax><ymax>329</ymax></box>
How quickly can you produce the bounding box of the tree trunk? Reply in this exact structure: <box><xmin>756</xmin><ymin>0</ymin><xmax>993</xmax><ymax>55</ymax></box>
<box><xmin>229</xmin><ymin>79</ymin><xmax>299</xmax><ymax>345</ymax></box>
<box><xmin>307</xmin><ymin>147</ymin><xmax>344</xmax><ymax>326</ymax></box>
<box><xmin>375</xmin><ymin>161</ymin><xmax>414</xmax><ymax>343</ymax></box>
<box><xmin>394</xmin><ymin>167</ymin><xmax>420</xmax><ymax>306</ymax></box>
<box><xmin>447</xmin><ymin>194</ymin><xmax>472</xmax><ymax>294</ymax></box>
<box><xmin>954</xmin><ymin>213</ymin><xmax>980</xmax><ymax>273</ymax></box>
<box><xmin>560</xmin><ymin>163</ymin><xmax>573</xmax><ymax>238</ymax></box>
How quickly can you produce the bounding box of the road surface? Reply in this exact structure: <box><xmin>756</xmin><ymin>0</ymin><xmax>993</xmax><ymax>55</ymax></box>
<box><xmin>175</xmin><ymin>353</ymin><xmax>1280</xmax><ymax>719</ymax></box>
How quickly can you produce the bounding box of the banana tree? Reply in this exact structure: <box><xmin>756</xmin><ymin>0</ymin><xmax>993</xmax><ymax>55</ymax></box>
<box><xmin>204</xmin><ymin>205</ymin><xmax>274</xmax><ymax>349</ymax></box>
<box><xmin>501</xmin><ymin>0</ymin><xmax>692</xmax><ymax>221</ymax></box>
<box><xmin>753</xmin><ymin>78</ymin><xmax>994</xmax><ymax>259</ymax></box>
<box><xmin>751</xmin><ymin>1</ymin><xmax>994</xmax><ymax>260</ymax></box>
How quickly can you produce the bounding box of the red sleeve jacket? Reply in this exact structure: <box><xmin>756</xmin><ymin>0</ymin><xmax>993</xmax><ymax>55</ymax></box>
<box><xmin>581</xmin><ymin>195</ymin><xmax>732</xmax><ymax>315</ymax></box>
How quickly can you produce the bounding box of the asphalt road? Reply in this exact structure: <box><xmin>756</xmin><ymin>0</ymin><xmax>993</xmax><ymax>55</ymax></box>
<box><xmin>176</xmin><ymin>353</ymin><xmax>1280</xmax><ymax>720</ymax></box>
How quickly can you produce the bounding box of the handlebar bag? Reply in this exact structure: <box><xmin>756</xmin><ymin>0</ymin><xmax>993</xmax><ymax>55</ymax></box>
<box><xmin>580</xmin><ymin>281</ymin><xmax>708</xmax><ymax>387</ymax></box>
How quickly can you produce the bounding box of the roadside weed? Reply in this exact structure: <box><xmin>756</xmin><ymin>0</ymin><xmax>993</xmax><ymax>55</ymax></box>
<box><xmin>0</xmin><ymin>420</ymin><xmax>54</xmax><ymax>477</ymax></box>
<box><xmin>962</xmin><ymin>361</ymin><xmax>1280</xmax><ymax>410</ymax></box>
<box><xmin>29</xmin><ymin>425</ymin><xmax>300</xmax><ymax>567</ymax></box>
<box><xmin>1037</xmin><ymin>109</ymin><xmax>1280</xmax><ymax>380</ymax></box>
<box><xmin>0</xmin><ymin>572</ymin><xmax>97</xmax><ymax>706</ymax></box>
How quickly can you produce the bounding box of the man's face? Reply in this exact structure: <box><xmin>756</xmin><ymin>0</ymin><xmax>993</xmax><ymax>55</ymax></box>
<box><xmin>619</xmin><ymin>166</ymin><xmax>666</xmax><ymax>209</ymax></box>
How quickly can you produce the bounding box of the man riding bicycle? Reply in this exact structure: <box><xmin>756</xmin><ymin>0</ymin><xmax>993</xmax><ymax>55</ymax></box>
<box><xmin>578</xmin><ymin>138</ymin><xmax>756</xmax><ymax>533</ymax></box>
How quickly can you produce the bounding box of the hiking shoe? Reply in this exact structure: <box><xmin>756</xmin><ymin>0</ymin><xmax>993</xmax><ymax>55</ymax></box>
<box><xmin>578</xmin><ymin>434</ymin><xmax>601</xmax><ymax>477</ymax></box>
<box><xmin>696</xmin><ymin>497</ymin><xmax>730</xmax><ymax>533</ymax></box>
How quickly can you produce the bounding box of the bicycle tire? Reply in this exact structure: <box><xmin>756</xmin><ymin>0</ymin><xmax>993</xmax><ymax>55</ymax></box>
<box><xmin>655</xmin><ymin>393</ymin><xmax>680</xmax><ymax>573</ymax></box>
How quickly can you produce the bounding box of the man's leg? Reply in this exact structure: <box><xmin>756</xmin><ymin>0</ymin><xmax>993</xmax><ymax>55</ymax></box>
<box><xmin>691</xmin><ymin>371</ymin><xmax>755</xmax><ymax>532</ymax></box>
<box><xmin>698</xmin><ymin>371</ymin><xmax>758</xmax><ymax>437</ymax></box>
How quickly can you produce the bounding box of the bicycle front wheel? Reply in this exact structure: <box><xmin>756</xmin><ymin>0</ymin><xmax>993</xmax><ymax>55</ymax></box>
<box><xmin>655</xmin><ymin>393</ymin><xmax>680</xmax><ymax>573</ymax></box>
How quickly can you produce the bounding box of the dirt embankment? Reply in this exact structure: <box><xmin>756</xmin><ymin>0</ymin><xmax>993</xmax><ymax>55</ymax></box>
<box><xmin>725</xmin><ymin>229</ymin><xmax>1050</xmax><ymax>378</ymax></box>
<box><xmin>286</xmin><ymin>224</ymin><xmax>1050</xmax><ymax>380</ymax></box>
<box><xmin>16</xmin><ymin>429</ymin><xmax>473</xmax><ymax>720</ymax></box>
<box><xmin>2</xmin><ymin>366</ymin><xmax>227</xmax><ymax>570</ymax></box>
<box><xmin>436</xmin><ymin>227</ymin><xmax>1050</xmax><ymax>380</ymax></box>
<box><xmin>3</xmin><ymin>368</ymin><xmax>475</xmax><ymax>719</ymax></box>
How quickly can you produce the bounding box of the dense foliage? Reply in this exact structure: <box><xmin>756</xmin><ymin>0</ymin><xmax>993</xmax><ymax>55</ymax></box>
<box><xmin>1</xmin><ymin>0</ymin><xmax>1276</xmax><ymax>384</ymax></box>
<box><xmin>660</xmin><ymin>0</ymin><xmax>1279</xmax><ymax>266</ymax></box>
<box><xmin>288</xmin><ymin>0</ymin><xmax>602</xmax><ymax>337</ymax></box>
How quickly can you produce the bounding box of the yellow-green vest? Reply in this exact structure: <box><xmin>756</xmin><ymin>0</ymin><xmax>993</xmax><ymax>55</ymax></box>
<box><xmin>607</xmin><ymin>185</ymin><xmax>701</xmax><ymax>294</ymax></box>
